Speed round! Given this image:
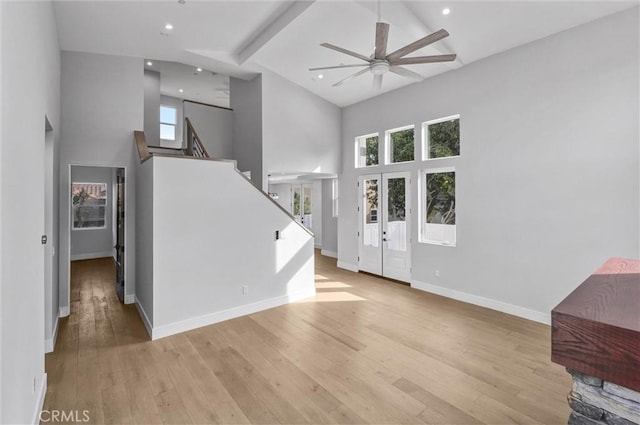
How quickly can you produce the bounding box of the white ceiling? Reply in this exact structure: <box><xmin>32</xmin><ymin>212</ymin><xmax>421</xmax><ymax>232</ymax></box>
<box><xmin>145</xmin><ymin>60</ymin><xmax>230</xmax><ymax>108</ymax></box>
<box><xmin>53</xmin><ymin>0</ymin><xmax>637</xmax><ymax>108</ymax></box>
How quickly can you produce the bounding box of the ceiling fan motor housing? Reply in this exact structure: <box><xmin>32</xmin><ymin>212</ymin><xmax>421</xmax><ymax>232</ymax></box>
<box><xmin>370</xmin><ymin>61</ymin><xmax>390</xmax><ymax>75</ymax></box>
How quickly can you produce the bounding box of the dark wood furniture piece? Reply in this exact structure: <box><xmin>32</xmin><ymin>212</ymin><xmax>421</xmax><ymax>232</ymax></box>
<box><xmin>551</xmin><ymin>258</ymin><xmax>640</xmax><ymax>392</ymax></box>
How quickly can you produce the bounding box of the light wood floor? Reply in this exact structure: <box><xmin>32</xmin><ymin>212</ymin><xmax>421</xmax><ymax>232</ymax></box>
<box><xmin>44</xmin><ymin>253</ymin><xmax>571</xmax><ymax>424</ymax></box>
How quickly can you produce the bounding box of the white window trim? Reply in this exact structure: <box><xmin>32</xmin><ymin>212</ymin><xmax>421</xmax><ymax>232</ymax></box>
<box><xmin>160</xmin><ymin>105</ymin><xmax>177</xmax><ymax>141</ymax></box>
<box><xmin>419</xmin><ymin>166</ymin><xmax>456</xmax><ymax>247</ymax></box>
<box><xmin>422</xmin><ymin>114</ymin><xmax>460</xmax><ymax>161</ymax></box>
<box><xmin>385</xmin><ymin>124</ymin><xmax>415</xmax><ymax>165</ymax></box>
<box><xmin>354</xmin><ymin>132</ymin><xmax>380</xmax><ymax>168</ymax></box>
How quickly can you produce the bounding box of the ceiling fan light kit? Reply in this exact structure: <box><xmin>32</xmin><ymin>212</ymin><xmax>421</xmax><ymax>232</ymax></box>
<box><xmin>311</xmin><ymin>20</ymin><xmax>456</xmax><ymax>89</ymax></box>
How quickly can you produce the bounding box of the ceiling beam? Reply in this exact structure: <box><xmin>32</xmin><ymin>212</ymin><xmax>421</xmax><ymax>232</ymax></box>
<box><xmin>354</xmin><ymin>0</ymin><xmax>463</xmax><ymax>68</ymax></box>
<box><xmin>236</xmin><ymin>0</ymin><xmax>316</xmax><ymax>65</ymax></box>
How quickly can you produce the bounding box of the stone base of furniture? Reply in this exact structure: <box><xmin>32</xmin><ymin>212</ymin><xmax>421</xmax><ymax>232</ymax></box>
<box><xmin>567</xmin><ymin>369</ymin><xmax>640</xmax><ymax>425</ymax></box>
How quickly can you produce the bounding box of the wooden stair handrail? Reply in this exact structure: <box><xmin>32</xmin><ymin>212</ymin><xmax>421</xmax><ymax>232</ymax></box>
<box><xmin>134</xmin><ymin>131</ymin><xmax>152</xmax><ymax>163</ymax></box>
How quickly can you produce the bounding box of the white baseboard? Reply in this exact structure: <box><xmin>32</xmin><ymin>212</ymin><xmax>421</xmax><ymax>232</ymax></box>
<box><xmin>31</xmin><ymin>373</ymin><xmax>47</xmax><ymax>425</ymax></box>
<box><xmin>124</xmin><ymin>294</ymin><xmax>135</xmax><ymax>304</ymax></box>
<box><xmin>59</xmin><ymin>306</ymin><xmax>69</xmax><ymax>318</ymax></box>
<box><xmin>151</xmin><ymin>288</ymin><xmax>316</xmax><ymax>340</ymax></box>
<box><xmin>320</xmin><ymin>249</ymin><xmax>338</xmax><ymax>258</ymax></box>
<box><xmin>411</xmin><ymin>279</ymin><xmax>550</xmax><ymax>325</ymax></box>
<box><xmin>337</xmin><ymin>261</ymin><xmax>359</xmax><ymax>272</ymax></box>
<box><xmin>70</xmin><ymin>251</ymin><xmax>113</xmax><ymax>261</ymax></box>
<box><xmin>45</xmin><ymin>315</ymin><xmax>59</xmax><ymax>353</ymax></box>
<box><xmin>134</xmin><ymin>296</ymin><xmax>153</xmax><ymax>339</ymax></box>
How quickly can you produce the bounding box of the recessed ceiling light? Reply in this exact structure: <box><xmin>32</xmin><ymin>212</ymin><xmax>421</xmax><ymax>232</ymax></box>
<box><xmin>146</xmin><ymin>61</ymin><xmax>153</xmax><ymax>66</ymax></box>
<box><xmin>165</xmin><ymin>23</ymin><xmax>174</xmax><ymax>30</ymax></box>
<box><xmin>196</xmin><ymin>67</ymin><xmax>202</xmax><ymax>72</ymax></box>
<box><xmin>179</xmin><ymin>89</ymin><xmax>184</xmax><ymax>93</ymax></box>
<box><xmin>318</xmin><ymin>74</ymin><xmax>324</xmax><ymax>79</ymax></box>
<box><xmin>442</xmin><ymin>8</ymin><xmax>450</xmax><ymax>15</ymax></box>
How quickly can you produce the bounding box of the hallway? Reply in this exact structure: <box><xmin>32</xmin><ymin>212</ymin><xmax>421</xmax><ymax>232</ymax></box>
<box><xmin>43</xmin><ymin>253</ymin><xmax>571</xmax><ymax>424</ymax></box>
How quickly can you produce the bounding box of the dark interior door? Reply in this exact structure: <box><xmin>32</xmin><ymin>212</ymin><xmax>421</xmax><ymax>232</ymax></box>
<box><xmin>115</xmin><ymin>168</ymin><xmax>125</xmax><ymax>302</ymax></box>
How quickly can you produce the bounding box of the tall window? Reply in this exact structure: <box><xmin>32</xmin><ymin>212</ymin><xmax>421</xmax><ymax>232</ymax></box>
<box><xmin>72</xmin><ymin>182</ymin><xmax>107</xmax><ymax>229</ymax></box>
<box><xmin>386</xmin><ymin>125</ymin><xmax>414</xmax><ymax>164</ymax></box>
<box><xmin>421</xmin><ymin>168</ymin><xmax>456</xmax><ymax>246</ymax></box>
<box><xmin>355</xmin><ymin>133</ymin><xmax>379</xmax><ymax>167</ymax></box>
<box><xmin>423</xmin><ymin>115</ymin><xmax>460</xmax><ymax>160</ymax></box>
<box><xmin>332</xmin><ymin>179</ymin><xmax>339</xmax><ymax>217</ymax></box>
<box><xmin>160</xmin><ymin>105</ymin><xmax>177</xmax><ymax>141</ymax></box>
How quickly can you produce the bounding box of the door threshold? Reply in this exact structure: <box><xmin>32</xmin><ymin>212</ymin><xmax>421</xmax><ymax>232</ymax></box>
<box><xmin>358</xmin><ymin>271</ymin><xmax>410</xmax><ymax>287</ymax></box>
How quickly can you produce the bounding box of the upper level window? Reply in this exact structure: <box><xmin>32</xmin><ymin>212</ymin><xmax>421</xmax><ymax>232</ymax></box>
<box><xmin>386</xmin><ymin>125</ymin><xmax>414</xmax><ymax>164</ymax></box>
<box><xmin>423</xmin><ymin>115</ymin><xmax>460</xmax><ymax>160</ymax></box>
<box><xmin>355</xmin><ymin>133</ymin><xmax>379</xmax><ymax>167</ymax></box>
<box><xmin>160</xmin><ymin>105</ymin><xmax>177</xmax><ymax>141</ymax></box>
<box><xmin>72</xmin><ymin>182</ymin><xmax>107</xmax><ymax>229</ymax></box>
<box><xmin>421</xmin><ymin>168</ymin><xmax>456</xmax><ymax>246</ymax></box>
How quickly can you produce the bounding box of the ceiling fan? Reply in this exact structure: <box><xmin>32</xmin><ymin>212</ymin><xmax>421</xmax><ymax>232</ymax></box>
<box><xmin>310</xmin><ymin>19</ymin><xmax>456</xmax><ymax>89</ymax></box>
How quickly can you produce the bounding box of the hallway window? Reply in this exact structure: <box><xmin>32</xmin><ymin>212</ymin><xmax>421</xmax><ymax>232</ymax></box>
<box><xmin>160</xmin><ymin>105</ymin><xmax>177</xmax><ymax>141</ymax></box>
<box><xmin>72</xmin><ymin>183</ymin><xmax>107</xmax><ymax>229</ymax></box>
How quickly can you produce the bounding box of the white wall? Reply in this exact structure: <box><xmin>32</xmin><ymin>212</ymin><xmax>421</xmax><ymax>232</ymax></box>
<box><xmin>321</xmin><ymin>179</ymin><xmax>338</xmax><ymax>255</ymax></box>
<box><xmin>143</xmin><ymin>70</ymin><xmax>160</xmax><ymax>146</ymax></box>
<box><xmin>160</xmin><ymin>95</ymin><xmax>183</xmax><ymax>148</ymax></box>
<box><xmin>184</xmin><ymin>100</ymin><xmax>233</xmax><ymax>159</ymax></box>
<box><xmin>0</xmin><ymin>1</ymin><xmax>61</xmax><ymax>423</ymax></box>
<box><xmin>339</xmin><ymin>9</ymin><xmax>639</xmax><ymax>323</ymax></box>
<box><xmin>135</xmin><ymin>159</ymin><xmax>154</xmax><ymax>326</ymax></box>
<box><xmin>59</xmin><ymin>51</ymin><xmax>143</xmax><ymax>314</ymax></box>
<box><xmin>70</xmin><ymin>166</ymin><xmax>114</xmax><ymax>260</ymax></box>
<box><xmin>147</xmin><ymin>156</ymin><xmax>315</xmax><ymax>338</ymax></box>
<box><xmin>261</xmin><ymin>70</ymin><xmax>342</xmax><ymax>191</ymax></box>
<box><xmin>230</xmin><ymin>75</ymin><xmax>263</xmax><ymax>189</ymax></box>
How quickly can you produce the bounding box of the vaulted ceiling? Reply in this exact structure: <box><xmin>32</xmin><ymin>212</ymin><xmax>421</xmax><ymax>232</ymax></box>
<box><xmin>53</xmin><ymin>0</ymin><xmax>636</xmax><ymax>107</ymax></box>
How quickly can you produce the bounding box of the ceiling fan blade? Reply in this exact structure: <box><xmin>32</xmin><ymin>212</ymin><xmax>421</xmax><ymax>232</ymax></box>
<box><xmin>333</xmin><ymin>67</ymin><xmax>371</xmax><ymax>87</ymax></box>
<box><xmin>386</xmin><ymin>29</ymin><xmax>449</xmax><ymax>61</ymax></box>
<box><xmin>373</xmin><ymin>74</ymin><xmax>383</xmax><ymax>90</ymax></box>
<box><xmin>321</xmin><ymin>43</ymin><xmax>371</xmax><ymax>63</ymax></box>
<box><xmin>309</xmin><ymin>64</ymin><xmax>370</xmax><ymax>71</ymax></box>
<box><xmin>374</xmin><ymin>22</ymin><xmax>390</xmax><ymax>59</ymax></box>
<box><xmin>390</xmin><ymin>54</ymin><xmax>457</xmax><ymax>66</ymax></box>
<box><xmin>389</xmin><ymin>66</ymin><xmax>424</xmax><ymax>81</ymax></box>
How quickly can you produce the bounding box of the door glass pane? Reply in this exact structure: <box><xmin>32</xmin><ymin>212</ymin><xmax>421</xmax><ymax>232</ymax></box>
<box><xmin>386</xmin><ymin>177</ymin><xmax>406</xmax><ymax>251</ymax></box>
<box><xmin>364</xmin><ymin>179</ymin><xmax>379</xmax><ymax>247</ymax></box>
<box><xmin>292</xmin><ymin>187</ymin><xmax>301</xmax><ymax>216</ymax></box>
<box><xmin>303</xmin><ymin>185</ymin><xmax>312</xmax><ymax>229</ymax></box>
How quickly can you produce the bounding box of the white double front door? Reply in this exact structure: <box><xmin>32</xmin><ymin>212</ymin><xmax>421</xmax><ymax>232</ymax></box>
<box><xmin>358</xmin><ymin>172</ymin><xmax>411</xmax><ymax>282</ymax></box>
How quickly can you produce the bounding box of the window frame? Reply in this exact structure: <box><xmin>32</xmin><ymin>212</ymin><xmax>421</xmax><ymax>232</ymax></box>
<box><xmin>332</xmin><ymin>179</ymin><xmax>339</xmax><ymax>218</ymax></box>
<box><xmin>422</xmin><ymin>114</ymin><xmax>460</xmax><ymax>161</ymax></box>
<box><xmin>354</xmin><ymin>132</ymin><xmax>380</xmax><ymax>168</ymax></box>
<box><xmin>420</xmin><ymin>166</ymin><xmax>456</xmax><ymax>247</ymax></box>
<box><xmin>71</xmin><ymin>182</ymin><xmax>108</xmax><ymax>231</ymax></box>
<box><xmin>385</xmin><ymin>124</ymin><xmax>415</xmax><ymax>165</ymax></box>
<box><xmin>160</xmin><ymin>105</ymin><xmax>177</xmax><ymax>141</ymax></box>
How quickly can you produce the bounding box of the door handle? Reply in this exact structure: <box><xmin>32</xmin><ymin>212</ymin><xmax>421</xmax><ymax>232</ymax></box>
<box><xmin>383</xmin><ymin>238</ymin><xmax>391</xmax><ymax>242</ymax></box>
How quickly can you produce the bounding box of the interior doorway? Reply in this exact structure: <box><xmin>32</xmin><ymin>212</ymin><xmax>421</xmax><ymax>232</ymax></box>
<box><xmin>358</xmin><ymin>172</ymin><xmax>411</xmax><ymax>282</ymax></box>
<box><xmin>69</xmin><ymin>165</ymin><xmax>126</xmax><ymax>306</ymax></box>
<box><xmin>292</xmin><ymin>183</ymin><xmax>313</xmax><ymax>230</ymax></box>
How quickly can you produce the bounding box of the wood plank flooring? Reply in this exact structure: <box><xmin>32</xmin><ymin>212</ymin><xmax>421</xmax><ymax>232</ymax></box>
<box><xmin>43</xmin><ymin>253</ymin><xmax>571</xmax><ymax>424</ymax></box>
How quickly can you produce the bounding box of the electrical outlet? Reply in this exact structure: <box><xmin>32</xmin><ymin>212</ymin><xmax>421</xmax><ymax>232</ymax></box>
<box><xmin>242</xmin><ymin>285</ymin><xmax>249</xmax><ymax>294</ymax></box>
<box><xmin>435</xmin><ymin>270</ymin><xmax>440</xmax><ymax>277</ymax></box>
